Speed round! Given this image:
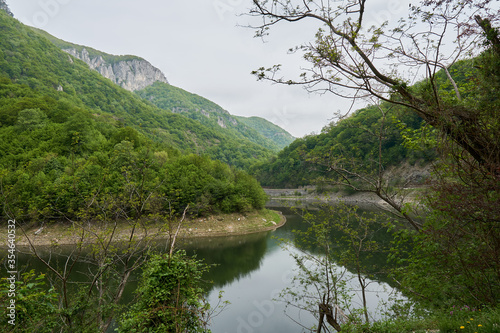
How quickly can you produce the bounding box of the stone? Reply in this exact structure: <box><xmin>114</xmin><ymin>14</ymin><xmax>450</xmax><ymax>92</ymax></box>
<box><xmin>63</xmin><ymin>48</ymin><xmax>169</xmax><ymax>91</ymax></box>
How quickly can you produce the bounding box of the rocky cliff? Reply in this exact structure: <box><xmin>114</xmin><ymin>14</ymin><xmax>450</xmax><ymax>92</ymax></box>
<box><xmin>0</xmin><ymin>0</ymin><xmax>13</xmax><ymax>17</ymax></box>
<box><xmin>64</xmin><ymin>48</ymin><xmax>169</xmax><ymax>91</ymax></box>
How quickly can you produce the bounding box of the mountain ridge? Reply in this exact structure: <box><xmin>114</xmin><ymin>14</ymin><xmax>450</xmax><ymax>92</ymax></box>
<box><xmin>31</xmin><ymin>28</ymin><xmax>169</xmax><ymax>92</ymax></box>
<box><xmin>32</xmin><ymin>27</ymin><xmax>295</xmax><ymax>151</ymax></box>
<box><xmin>235</xmin><ymin>115</ymin><xmax>295</xmax><ymax>150</ymax></box>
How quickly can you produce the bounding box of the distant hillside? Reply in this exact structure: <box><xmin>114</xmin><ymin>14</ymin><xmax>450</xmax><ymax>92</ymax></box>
<box><xmin>235</xmin><ymin>116</ymin><xmax>295</xmax><ymax>149</ymax></box>
<box><xmin>0</xmin><ymin>10</ymin><xmax>268</xmax><ymax>221</ymax></box>
<box><xmin>0</xmin><ymin>12</ymin><xmax>275</xmax><ymax>169</ymax></box>
<box><xmin>33</xmin><ymin>27</ymin><xmax>293</xmax><ymax>154</ymax></box>
<box><xmin>251</xmin><ymin>103</ymin><xmax>438</xmax><ymax>188</ymax></box>
<box><xmin>32</xmin><ymin>28</ymin><xmax>169</xmax><ymax>91</ymax></box>
<box><xmin>136</xmin><ymin>82</ymin><xmax>292</xmax><ymax>152</ymax></box>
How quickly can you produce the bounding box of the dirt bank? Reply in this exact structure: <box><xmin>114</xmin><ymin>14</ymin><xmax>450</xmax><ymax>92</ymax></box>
<box><xmin>11</xmin><ymin>210</ymin><xmax>286</xmax><ymax>248</ymax></box>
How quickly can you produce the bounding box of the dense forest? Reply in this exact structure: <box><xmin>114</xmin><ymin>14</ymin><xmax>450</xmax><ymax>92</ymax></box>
<box><xmin>1</xmin><ymin>0</ymin><xmax>499</xmax><ymax>332</ymax></box>
<box><xmin>0</xmin><ymin>10</ymin><xmax>268</xmax><ymax>223</ymax></box>
<box><xmin>251</xmin><ymin>102</ymin><xmax>437</xmax><ymax>188</ymax></box>
<box><xmin>136</xmin><ymin>82</ymin><xmax>295</xmax><ymax>151</ymax></box>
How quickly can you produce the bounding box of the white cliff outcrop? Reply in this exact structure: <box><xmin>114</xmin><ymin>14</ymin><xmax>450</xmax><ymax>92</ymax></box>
<box><xmin>64</xmin><ymin>48</ymin><xmax>169</xmax><ymax>91</ymax></box>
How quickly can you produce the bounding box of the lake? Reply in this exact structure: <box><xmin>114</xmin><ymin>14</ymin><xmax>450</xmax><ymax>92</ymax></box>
<box><xmin>187</xmin><ymin>202</ymin><xmax>403</xmax><ymax>333</ymax></box>
<box><xmin>12</xmin><ymin>202</ymin><xmax>404</xmax><ymax>332</ymax></box>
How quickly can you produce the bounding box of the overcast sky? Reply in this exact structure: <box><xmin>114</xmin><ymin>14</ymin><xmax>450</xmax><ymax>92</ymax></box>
<box><xmin>6</xmin><ymin>0</ymin><xmax>411</xmax><ymax>137</ymax></box>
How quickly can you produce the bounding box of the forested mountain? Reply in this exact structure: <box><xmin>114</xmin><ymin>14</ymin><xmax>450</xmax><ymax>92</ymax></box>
<box><xmin>0</xmin><ymin>10</ymin><xmax>268</xmax><ymax>221</ymax></box>
<box><xmin>251</xmin><ymin>56</ymin><xmax>491</xmax><ymax>188</ymax></box>
<box><xmin>234</xmin><ymin>115</ymin><xmax>295</xmax><ymax>150</ymax></box>
<box><xmin>136</xmin><ymin>82</ymin><xmax>294</xmax><ymax>151</ymax></box>
<box><xmin>251</xmin><ymin>96</ymin><xmax>442</xmax><ymax>188</ymax></box>
<box><xmin>0</xmin><ymin>11</ymin><xmax>277</xmax><ymax>169</ymax></box>
<box><xmin>33</xmin><ymin>28</ymin><xmax>294</xmax><ymax>152</ymax></box>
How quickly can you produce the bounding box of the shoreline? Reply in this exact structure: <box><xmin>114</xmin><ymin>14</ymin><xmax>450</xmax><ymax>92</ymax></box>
<box><xmin>9</xmin><ymin>209</ymin><xmax>286</xmax><ymax>248</ymax></box>
<box><xmin>265</xmin><ymin>188</ymin><xmax>424</xmax><ymax>207</ymax></box>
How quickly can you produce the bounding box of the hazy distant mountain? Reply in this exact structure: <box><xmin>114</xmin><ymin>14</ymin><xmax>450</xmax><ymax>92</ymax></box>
<box><xmin>33</xmin><ymin>29</ymin><xmax>169</xmax><ymax>91</ymax></box>
<box><xmin>136</xmin><ymin>82</ymin><xmax>295</xmax><ymax>151</ymax></box>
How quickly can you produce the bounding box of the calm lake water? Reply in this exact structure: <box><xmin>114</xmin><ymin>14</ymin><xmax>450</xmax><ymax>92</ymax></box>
<box><xmin>13</xmin><ymin>202</ymin><xmax>403</xmax><ymax>332</ymax></box>
<box><xmin>188</xmin><ymin>202</ymin><xmax>403</xmax><ymax>333</ymax></box>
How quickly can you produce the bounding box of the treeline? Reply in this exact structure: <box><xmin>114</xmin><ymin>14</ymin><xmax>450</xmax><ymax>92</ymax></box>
<box><xmin>0</xmin><ymin>80</ymin><xmax>266</xmax><ymax>221</ymax></box>
<box><xmin>251</xmin><ymin>103</ymin><xmax>437</xmax><ymax>188</ymax></box>
<box><xmin>0</xmin><ymin>11</ymin><xmax>273</xmax><ymax>169</ymax></box>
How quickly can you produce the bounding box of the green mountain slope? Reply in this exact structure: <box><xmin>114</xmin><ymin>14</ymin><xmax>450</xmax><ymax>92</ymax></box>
<box><xmin>234</xmin><ymin>116</ymin><xmax>295</xmax><ymax>149</ymax></box>
<box><xmin>136</xmin><ymin>82</ymin><xmax>293</xmax><ymax>151</ymax></box>
<box><xmin>0</xmin><ymin>10</ymin><xmax>269</xmax><ymax>221</ymax></box>
<box><xmin>0</xmin><ymin>11</ymin><xmax>272</xmax><ymax>169</ymax></box>
<box><xmin>33</xmin><ymin>28</ymin><xmax>293</xmax><ymax>152</ymax></box>
<box><xmin>251</xmin><ymin>103</ymin><xmax>438</xmax><ymax>188</ymax></box>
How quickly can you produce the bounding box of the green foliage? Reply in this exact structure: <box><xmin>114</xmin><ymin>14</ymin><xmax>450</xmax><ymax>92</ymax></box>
<box><xmin>0</xmin><ymin>270</ymin><xmax>60</xmax><ymax>332</ymax></box>
<box><xmin>0</xmin><ymin>11</ymin><xmax>268</xmax><ymax>221</ymax></box>
<box><xmin>0</xmin><ymin>11</ymin><xmax>273</xmax><ymax>170</ymax></box>
<box><xmin>118</xmin><ymin>251</ymin><xmax>211</xmax><ymax>333</ymax></box>
<box><xmin>234</xmin><ymin>115</ymin><xmax>295</xmax><ymax>149</ymax></box>
<box><xmin>337</xmin><ymin>305</ymin><xmax>500</xmax><ymax>333</ymax></box>
<box><xmin>252</xmin><ymin>104</ymin><xmax>437</xmax><ymax>188</ymax></box>
<box><xmin>391</xmin><ymin>180</ymin><xmax>500</xmax><ymax>309</ymax></box>
<box><xmin>278</xmin><ymin>203</ymin><xmax>396</xmax><ymax>330</ymax></box>
<box><xmin>163</xmin><ymin>155</ymin><xmax>267</xmax><ymax>216</ymax></box>
<box><xmin>388</xmin><ymin>51</ymin><xmax>500</xmax><ymax>311</ymax></box>
<box><xmin>135</xmin><ymin>81</ymin><xmax>281</xmax><ymax>158</ymax></box>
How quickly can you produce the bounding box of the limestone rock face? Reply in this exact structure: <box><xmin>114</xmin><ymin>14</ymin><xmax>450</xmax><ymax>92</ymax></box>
<box><xmin>64</xmin><ymin>48</ymin><xmax>169</xmax><ymax>91</ymax></box>
<box><xmin>0</xmin><ymin>0</ymin><xmax>13</xmax><ymax>17</ymax></box>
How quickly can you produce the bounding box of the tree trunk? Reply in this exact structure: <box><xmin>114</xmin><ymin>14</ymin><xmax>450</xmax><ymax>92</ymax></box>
<box><xmin>319</xmin><ymin>303</ymin><xmax>342</xmax><ymax>332</ymax></box>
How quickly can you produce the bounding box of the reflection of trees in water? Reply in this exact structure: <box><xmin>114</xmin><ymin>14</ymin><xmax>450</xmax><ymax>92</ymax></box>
<box><xmin>10</xmin><ymin>203</ymin><xmax>399</xmax><ymax>311</ymax></box>
<box><xmin>11</xmin><ymin>234</ymin><xmax>269</xmax><ymax>302</ymax></box>
<box><xmin>270</xmin><ymin>203</ymin><xmax>401</xmax><ymax>287</ymax></box>
<box><xmin>184</xmin><ymin>234</ymin><xmax>268</xmax><ymax>290</ymax></box>
<box><xmin>12</xmin><ymin>245</ymin><xmax>143</xmax><ymax>305</ymax></box>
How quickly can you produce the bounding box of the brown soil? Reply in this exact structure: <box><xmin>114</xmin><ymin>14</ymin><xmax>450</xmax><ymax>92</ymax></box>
<box><xmin>11</xmin><ymin>210</ymin><xmax>286</xmax><ymax>248</ymax></box>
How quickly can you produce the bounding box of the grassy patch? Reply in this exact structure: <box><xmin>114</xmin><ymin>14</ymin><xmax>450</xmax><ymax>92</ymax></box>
<box><xmin>258</xmin><ymin>209</ymin><xmax>282</xmax><ymax>226</ymax></box>
<box><xmin>339</xmin><ymin>306</ymin><xmax>500</xmax><ymax>333</ymax></box>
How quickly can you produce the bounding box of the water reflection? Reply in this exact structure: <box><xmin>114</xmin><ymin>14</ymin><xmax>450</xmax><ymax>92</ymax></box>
<box><xmin>182</xmin><ymin>234</ymin><xmax>268</xmax><ymax>289</ymax></box>
<box><xmin>6</xmin><ymin>203</ymin><xmax>405</xmax><ymax>333</ymax></box>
